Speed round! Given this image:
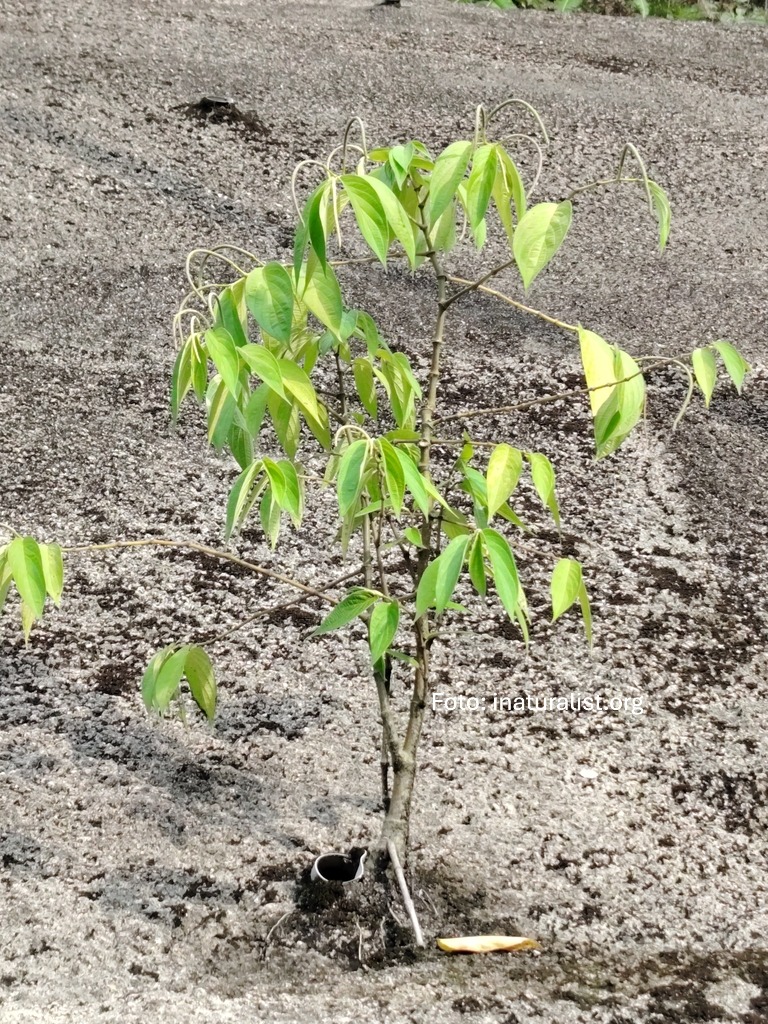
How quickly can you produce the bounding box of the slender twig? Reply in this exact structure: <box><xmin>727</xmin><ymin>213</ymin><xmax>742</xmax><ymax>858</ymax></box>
<box><xmin>435</xmin><ymin>360</ymin><xmax>675</xmax><ymax>426</ymax></box>
<box><xmin>442</xmin><ymin>257</ymin><xmax>516</xmax><ymax>311</ymax></box>
<box><xmin>387</xmin><ymin>840</ymin><xmax>425</xmax><ymax>948</ymax></box>
<box><xmin>61</xmin><ymin>538</ymin><xmax>336</xmax><ymax>602</ymax></box>
<box><xmin>566</xmin><ymin>175</ymin><xmax>648</xmax><ymax>204</ymax></box>
<box><xmin>193</xmin><ymin>566</ymin><xmax>363</xmax><ymax>647</ymax></box>
<box><xmin>445</xmin><ymin>275</ymin><xmax>578</xmax><ymax>333</ymax></box>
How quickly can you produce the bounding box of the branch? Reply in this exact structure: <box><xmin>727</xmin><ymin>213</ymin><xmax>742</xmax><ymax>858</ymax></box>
<box><xmin>445</xmin><ymin>275</ymin><xmax>578</xmax><ymax>333</ymax></box>
<box><xmin>435</xmin><ymin>360</ymin><xmax>675</xmax><ymax>427</ymax></box>
<box><xmin>442</xmin><ymin>257</ymin><xmax>516</xmax><ymax>311</ymax></box>
<box><xmin>61</xmin><ymin>537</ymin><xmax>337</xmax><ymax>602</ymax></box>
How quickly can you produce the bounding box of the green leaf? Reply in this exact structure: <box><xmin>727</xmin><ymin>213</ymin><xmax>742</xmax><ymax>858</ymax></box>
<box><xmin>214</xmin><ymin>280</ymin><xmax>248</xmax><ymax>348</ymax></box>
<box><xmin>435</xmin><ymin>535</ymin><xmax>470</xmax><ymax>614</ymax></box>
<box><xmin>337</xmin><ymin>439</ymin><xmax>370</xmax><ymax>516</ymax></box>
<box><xmin>513</xmin><ymin>201</ymin><xmax>572</xmax><ymax>290</ymax></box>
<box><xmin>415</xmin><ymin>556</ymin><xmax>440</xmax><ymax>619</ymax></box>
<box><xmin>244</xmin><ymin>382</ymin><xmax>270</xmax><ymax>436</ymax></box>
<box><xmin>481</xmin><ymin>528</ymin><xmax>520</xmax><ymax>621</ymax></box>
<box><xmin>491</xmin><ymin>146</ymin><xmax>527</xmax><ymax>246</ymax></box>
<box><xmin>577</xmin><ymin>582</ymin><xmax>593</xmax><ymax>646</ymax></box>
<box><xmin>426</xmin><ymin>140</ymin><xmax>473</xmax><ymax>228</ymax></box>
<box><xmin>388</xmin><ymin>143</ymin><xmax>415</xmax><ymax>188</ymax></box>
<box><xmin>39</xmin><ymin>543</ymin><xmax>64</xmax><ymax>607</ymax></box>
<box><xmin>144</xmin><ymin>646</ymin><xmax>191</xmax><ymax>714</ymax></box>
<box><xmin>225</xmin><ymin>461</ymin><xmax>264</xmax><ymax>540</ymax></box>
<box><xmin>365</xmin><ymin>175</ymin><xmax>418</xmax><ymax>269</ymax></box>
<box><xmin>205</xmin><ymin>327</ymin><xmax>241</xmax><ymax>400</ymax></box>
<box><xmin>276</xmin><ymin>460</ymin><xmax>303</xmax><ymax>526</ymax></box>
<box><xmin>647</xmin><ymin>180</ymin><xmax>671</xmax><ymax>252</ymax></box>
<box><xmin>302</xmin><ymin>252</ymin><xmax>344</xmax><ymax>340</ymax></box>
<box><xmin>467</xmin><ymin>533</ymin><xmax>487</xmax><ymax>596</ymax></box>
<box><xmin>245</xmin><ymin>263</ymin><xmax>294</xmax><ymax>344</ymax></box>
<box><xmin>395</xmin><ymin>447</ymin><xmax>431</xmax><ymax>516</ymax></box>
<box><xmin>183</xmin><ymin>646</ymin><xmax>217</xmax><ymax>721</ymax></box>
<box><xmin>341</xmin><ymin>175</ymin><xmax>390</xmax><ymax>265</ymax></box>
<box><xmin>369</xmin><ymin>600</ymin><xmax>400</xmax><ymax>664</ymax></box>
<box><xmin>206</xmin><ymin>378</ymin><xmax>237</xmax><ymax>450</ymax></box>
<box><xmin>0</xmin><ymin>552</ymin><xmax>12</xmax><ymax>616</ymax></box>
<box><xmin>711</xmin><ymin>340</ymin><xmax>750</xmax><ymax>394</ymax></box>
<box><xmin>579</xmin><ymin>328</ymin><xmax>645</xmax><ymax>458</ymax></box>
<box><xmin>526</xmin><ymin>452</ymin><xmax>561</xmax><ymax>528</ymax></box>
<box><xmin>431</xmin><ymin>200</ymin><xmax>457</xmax><ymax>253</ymax></box>
<box><xmin>314</xmin><ymin>588</ymin><xmax>380</xmax><ymax>635</ymax></box>
<box><xmin>555</xmin><ymin>0</ymin><xmax>582</xmax><ymax>10</ymax></box>
<box><xmin>486</xmin><ymin>444</ymin><xmax>523</xmax><ymax>518</ymax></box>
<box><xmin>551</xmin><ymin>558</ymin><xmax>583</xmax><ymax>620</ymax></box>
<box><xmin>190</xmin><ymin>334</ymin><xmax>208</xmax><ymax>401</ymax></box>
<box><xmin>260</xmin><ymin>486</ymin><xmax>282</xmax><ymax>548</ymax></box>
<box><xmin>378</xmin><ymin>438</ymin><xmax>405</xmax><ymax>517</ymax></box>
<box><xmin>692</xmin><ymin>347</ymin><xmax>717</xmax><ymax>408</ymax></box>
<box><xmin>294</xmin><ymin>182</ymin><xmax>327</xmax><ymax>277</ymax></box>
<box><xmin>267</xmin><ymin>391</ymin><xmax>300</xmax><ymax>458</ymax></box>
<box><xmin>21</xmin><ymin>601</ymin><xmax>36</xmax><ymax>644</ymax></box>
<box><xmin>278</xmin><ymin>358</ymin><xmax>322</xmax><ymax>422</ymax></box>
<box><xmin>171</xmin><ymin>337</ymin><xmax>194</xmax><ymax>423</ymax></box>
<box><xmin>403</xmin><ymin>526</ymin><xmax>425</xmax><ymax>548</ymax></box>
<box><xmin>466</xmin><ymin>143</ymin><xmax>497</xmax><ymax>232</ymax></box>
<box><xmin>7</xmin><ymin>537</ymin><xmax>46</xmax><ymax>619</ymax></box>
<box><xmin>353</xmin><ymin>358</ymin><xmax>378</xmax><ymax>419</ymax></box>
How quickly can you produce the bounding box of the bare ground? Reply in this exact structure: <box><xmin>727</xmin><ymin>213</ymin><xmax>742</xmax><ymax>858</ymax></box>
<box><xmin>1</xmin><ymin>0</ymin><xmax>767</xmax><ymax>1021</ymax></box>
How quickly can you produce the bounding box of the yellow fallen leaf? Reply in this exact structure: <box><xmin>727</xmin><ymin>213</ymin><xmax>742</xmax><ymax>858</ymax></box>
<box><xmin>436</xmin><ymin>935</ymin><xmax>541</xmax><ymax>954</ymax></box>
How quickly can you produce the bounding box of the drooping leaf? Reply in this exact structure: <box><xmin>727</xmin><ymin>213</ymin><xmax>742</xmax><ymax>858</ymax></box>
<box><xmin>395</xmin><ymin>447</ymin><xmax>431</xmax><ymax>516</ymax></box>
<box><xmin>205</xmin><ymin>327</ymin><xmax>241</xmax><ymax>400</ymax></box>
<box><xmin>214</xmin><ymin>280</ymin><xmax>248</xmax><ymax>348</ymax></box>
<box><xmin>486</xmin><ymin>444</ymin><xmax>523</xmax><ymax>518</ymax></box>
<box><xmin>526</xmin><ymin>453</ymin><xmax>561</xmax><ymax>528</ymax></box>
<box><xmin>388</xmin><ymin>143</ymin><xmax>415</xmax><ymax>188</ymax></box>
<box><xmin>467</xmin><ymin>533</ymin><xmax>487</xmax><ymax>596</ymax></box>
<box><xmin>353</xmin><ymin>358</ymin><xmax>378</xmax><ymax>419</ymax></box>
<box><xmin>294</xmin><ymin>181</ymin><xmax>329</xmax><ymax>276</ymax></box>
<box><xmin>465</xmin><ymin>143</ymin><xmax>497</xmax><ymax>232</ymax></box>
<box><xmin>314</xmin><ymin>588</ymin><xmax>381</xmax><ymax>635</ymax></box>
<box><xmin>259</xmin><ymin>486</ymin><xmax>282</xmax><ymax>548</ymax></box>
<box><xmin>341</xmin><ymin>175</ymin><xmax>390</xmax><ymax>265</ymax></box>
<box><xmin>225</xmin><ymin>460</ymin><xmax>264</xmax><ymax>540</ymax></box>
<box><xmin>245</xmin><ymin>263</ymin><xmax>294</xmax><ymax>344</ymax></box>
<box><xmin>369</xmin><ymin>599</ymin><xmax>400</xmax><ymax>664</ymax></box>
<box><xmin>278</xmin><ymin>358</ymin><xmax>323</xmax><ymax>423</ymax></box>
<box><xmin>551</xmin><ymin>558</ymin><xmax>583</xmax><ymax>621</ymax></box>
<box><xmin>513</xmin><ymin>201</ymin><xmax>572</xmax><ymax>290</ymax></box>
<box><xmin>481</xmin><ymin>528</ymin><xmax>520</xmax><ymax>620</ymax></box>
<box><xmin>0</xmin><ymin>552</ymin><xmax>12</xmax><ymax>616</ymax></box>
<box><xmin>403</xmin><ymin>526</ymin><xmax>424</xmax><ymax>548</ymax></box>
<box><xmin>7</xmin><ymin>537</ymin><xmax>46</xmax><ymax>619</ymax></box>
<box><xmin>145</xmin><ymin>646</ymin><xmax>191</xmax><ymax>714</ymax></box>
<box><xmin>171</xmin><ymin>336</ymin><xmax>194</xmax><ymax>423</ymax></box>
<box><xmin>39</xmin><ymin>543</ymin><xmax>64</xmax><ymax>607</ymax></box>
<box><xmin>579</xmin><ymin>328</ymin><xmax>616</xmax><ymax>415</ymax></box>
<box><xmin>337</xmin><ymin>439</ymin><xmax>370</xmax><ymax>516</ymax></box>
<box><xmin>302</xmin><ymin>252</ymin><xmax>344</xmax><ymax>341</ymax></box>
<box><xmin>578</xmin><ymin>581</ymin><xmax>593</xmax><ymax>646</ymax></box>
<box><xmin>425</xmin><ymin>140</ymin><xmax>473</xmax><ymax>228</ymax></box>
<box><xmin>364</xmin><ymin>175</ymin><xmax>418</xmax><ymax>268</ymax></box>
<box><xmin>435</xmin><ymin>535</ymin><xmax>470</xmax><ymax>614</ymax></box>
<box><xmin>415</xmin><ymin>555</ymin><xmax>440</xmax><ymax>619</ymax></box>
<box><xmin>378</xmin><ymin>438</ymin><xmax>405</xmax><ymax>517</ymax></box>
<box><xmin>691</xmin><ymin>346</ymin><xmax>718</xmax><ymax>408</ymax></box>
<box><xmin>183</xmin><ymin>645</ymin><xmax>217</xmax><ymax>721</ymax></box>
<box><xmin>711</xmin><ymin>340</ymin><xmax>750</xmax><ymax>394</ymax></box>
<box><xmin>206</xmin><ymin>377</ymin><xmax>237</xmax><ymax>450</ymax></box>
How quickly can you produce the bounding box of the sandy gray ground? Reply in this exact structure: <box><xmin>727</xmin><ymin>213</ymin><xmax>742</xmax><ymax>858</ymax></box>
<box><xmin>1</xmin><ymin>0</ymin><xmax>767</xmax><ymax>1021</ymax></box>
